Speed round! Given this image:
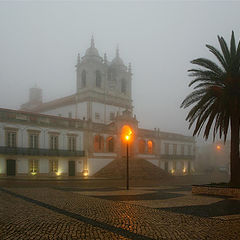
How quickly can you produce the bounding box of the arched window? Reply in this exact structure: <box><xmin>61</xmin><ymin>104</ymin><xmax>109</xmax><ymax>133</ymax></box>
<box><xmin>106</xmin><ymin>136</ymin><xmax>114</xmax><ymax>152</ymax></box>
<box><xmin>121</xmin><ymin>79</ymin><xmax>127</xmax><ymax>94</ymax></box>
<box><xmin>147</xmin><ymin>140</ymin><xmax>153</xmax><ymax>154</ymax></box>
<box><xmin>139</xmin><ymin>139</ymin><xmax>146</xmax><ymax>154</ymax></box>
<box><xmin>96</xmin><ymin>70</ymin><xmax>101</xmax><ymax>88</ymax></box>
<box><xmin>94</xmin><ymin>135</ymin><xmax>104</xmax><ymax>152</ymax></box>
<box><xmin>81</xmin><ymin>70</ymin><xmax>86</xmax><ymax>88</ymax></box>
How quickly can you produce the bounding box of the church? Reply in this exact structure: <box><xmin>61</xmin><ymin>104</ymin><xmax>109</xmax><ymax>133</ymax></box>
<box><xmin>0</xmin><ymin>37</ymin><xmax>195</xmax><ymax>177</ymax></box>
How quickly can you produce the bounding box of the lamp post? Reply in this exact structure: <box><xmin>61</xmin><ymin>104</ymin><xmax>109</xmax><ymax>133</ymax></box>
<box><xmin>125</xmin><ymin>135</ymin><xmax>130</xmax><ymax>190</ymax></box>
<box><xmin>122</xmin><ymin>125</ymin><xmax>133</xmax><ymax>191</ymax></box>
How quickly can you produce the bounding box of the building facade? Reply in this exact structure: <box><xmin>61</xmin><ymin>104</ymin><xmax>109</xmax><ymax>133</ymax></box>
<box><xmin>0</xmin><ymin>37</ymin><xmax>195</xmax><ymax>178</ymax></box>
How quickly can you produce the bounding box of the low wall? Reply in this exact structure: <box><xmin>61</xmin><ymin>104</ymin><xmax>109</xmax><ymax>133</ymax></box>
<box><xmin>192</xmin><ymin>185</ymin><xmax>240</xmax><ymax>199</ymax></box>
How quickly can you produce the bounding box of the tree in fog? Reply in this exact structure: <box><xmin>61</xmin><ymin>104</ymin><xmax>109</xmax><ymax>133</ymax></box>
<box><xmin>181</xmin><ymin>31</ymin><xmax>240</xmax><ymax>186</ymax></box>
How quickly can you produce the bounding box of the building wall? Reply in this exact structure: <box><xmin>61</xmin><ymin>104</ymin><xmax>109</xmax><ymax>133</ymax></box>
<box><xmin>0</xmin><ymin>120</ymin><xmax>85</xmax><ymax>177</ymax></box>
<box><xmin>0</xmin><ymin>123</ymin><xmax>84</xmax><ymax>151</ymax></box>
<box><xmin>42</xmin><ymin>104</ymin><xmax>78</xmax><ymax>119</ymax></box>
<box><xmin>161</xmin><ymin>140</ymin><xmax>194</xmax><ymax>155</ymax></box>
<box><xmin>92</xmin><ymin>102</ymin><xmax>125</xmax><ymax>124</ymax></box>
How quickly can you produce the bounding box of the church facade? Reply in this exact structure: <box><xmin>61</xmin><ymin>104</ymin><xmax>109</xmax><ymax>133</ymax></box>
<box><xmin>0</xmin><ymin>38</ymin><xmax>195</xmax><ymax>178</ymax></box>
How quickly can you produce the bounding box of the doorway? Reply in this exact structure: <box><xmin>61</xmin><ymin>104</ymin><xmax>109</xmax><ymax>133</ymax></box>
<box><xmin>6</xmin><ymin>159</ymin><xmax>16</xmax><ymax>176</ymax></box>
<box><xmin>68</xmin><ymin>161</ymin><xmax>75</xmax><ymax>176</ymax></box>
<box><xmin>164</xmin><ymin>161</ymin><xmax>168</xmax><ymax>172</ymax></box>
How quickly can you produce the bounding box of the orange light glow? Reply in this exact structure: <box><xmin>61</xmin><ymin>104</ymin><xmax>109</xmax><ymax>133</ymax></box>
<box><xmin>216</xmin><ymin>145</ymin><xmax>221</xmax><ymax>150</ymax></box>
<box><xmin>147</xmin><ymin>140</ymin><xmax>153</xmax><ymax>154</ymax></box>
<box><xmin>121</xmin><ymin>125</ymin><xmax>133</xmax><ymax>142</ymax></box>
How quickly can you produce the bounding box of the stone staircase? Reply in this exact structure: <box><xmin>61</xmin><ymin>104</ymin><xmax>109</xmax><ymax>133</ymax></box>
<box><xmin>93</xmin><ymin>158</ymin><xmax>172</xmax><ymax>180</ymax></box>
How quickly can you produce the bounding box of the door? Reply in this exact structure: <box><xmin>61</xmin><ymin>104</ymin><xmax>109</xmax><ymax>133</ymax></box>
<box><xmin>7</xmin><ymin>159</ymin><xmax>16</xmax><ymax>176</ymax></box>
<box><xmin>68</xmin><ymin>161</ymin><xmax>75</xmax><ymax>176</ymax></box>
<box><xmin>164</xmin><ymin>161</ymin><xmax>168</xmax><ymax>172</ymax></box>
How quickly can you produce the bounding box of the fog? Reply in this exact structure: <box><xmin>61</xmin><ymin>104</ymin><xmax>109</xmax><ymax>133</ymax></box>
<box><xmin>0</xmin><ymin>1</ymin><xmax>239</xmax><ymax>142</ymax></box>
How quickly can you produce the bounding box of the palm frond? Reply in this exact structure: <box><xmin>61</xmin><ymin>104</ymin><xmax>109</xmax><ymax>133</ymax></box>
<box><xmin>218</xmin><ymin>36</ymin><xmax>231</xmax><ymax>69</ymax></box>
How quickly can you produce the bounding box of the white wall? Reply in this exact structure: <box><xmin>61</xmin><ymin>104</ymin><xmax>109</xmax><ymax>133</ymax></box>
<box><xmin>17</xmin><ymin>158</ymin><xmax>28</xmax><ymax>173</ymax></box>
<box><xmin>39</xmin><ymin>159</ymin><xmax>49</xmax><ymax>173</ymax></box>
<box><xmin>92</xmin><ymin>102</ymin><xmax>125</xmax><ymax>124</ymax></box>
<box><xmin>146</xmin><ymin>159</ymin><xmax>160</xmax><ymax>168</ymax></box>
<box><xmin>43</xmin><ymin>104</ymin><xmax>77</xmax><ymax>119</ymax></box>
<box><xmin>87</xmin><ymin>158</ymin><xmax>114</xmax><ymax>176</ymax></box>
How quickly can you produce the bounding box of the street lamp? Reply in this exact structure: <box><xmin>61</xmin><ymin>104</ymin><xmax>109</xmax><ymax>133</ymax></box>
<box><xmin>216</xmin><ymin>145</ymin><xmax>221</xmax><ymax>150</ymax></box>
<box><xmin>125</xmin><ymin>134</ymin><xmax>130</xmax><ymax>190</ymax></box>
<box><xmin>122</xmin><ymin>125</ymin><xmax>133</xmax><ymax>190</ymax></box>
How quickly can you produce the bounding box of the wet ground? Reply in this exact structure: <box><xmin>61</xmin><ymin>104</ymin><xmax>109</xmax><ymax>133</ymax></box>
<box><xmin>0</xmin><ymin>178</ymin><xmax>239</xmax><ymax>239</ymax></box>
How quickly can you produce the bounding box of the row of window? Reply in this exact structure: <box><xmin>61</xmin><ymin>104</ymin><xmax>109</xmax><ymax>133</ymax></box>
<box><xmin>139</xmin><ymin>140</ymin><xmax>154</xmax><ymax>154</ymax></box>
<box><xmin>94</xmin><ymin>136</ymin><xmax>114</xmax><ymax>152</ymax></box>
<box><xmin>29</xmin><ymin>159</ymin><xmax>58</xmax><ymax>173</ymax></box>
<box><xmin>164</xmin><ymin>143</ymin><xmax>193</xmax><ymax>155</ymax></box>
<box><xmin>6</xmin><ymin>130</ymin><xmax>77</xmax><ymax>151</ymax></box>
<box><xmin>94</xmin><ymin>136</ymin><xmax>154</xmax><ymax>154</ymax></box>
<box><xmin>81</xmin><ymin>70</ymin><xmax>127</xmax><ymax>94</ymax></box>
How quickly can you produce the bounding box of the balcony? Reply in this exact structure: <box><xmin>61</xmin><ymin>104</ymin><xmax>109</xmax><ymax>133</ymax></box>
<box><xmin>0</xmin><ymin>146</ymin><xmax>84</xmax><ymax>157</ymax></box>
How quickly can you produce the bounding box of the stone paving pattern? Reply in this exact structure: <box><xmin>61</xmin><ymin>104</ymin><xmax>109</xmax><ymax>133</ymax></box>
<box><xmin>0</xmin><ymin>187</ymin><xmax>240</xmax><ymax>240</ymax></box>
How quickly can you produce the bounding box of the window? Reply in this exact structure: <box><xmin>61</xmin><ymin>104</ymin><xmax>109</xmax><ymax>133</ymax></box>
<box><xmin>29</xmin><ymin>134</ymin><xmax>39</xmax><ymax>149</ymax></box>
<box><xmin>173</xmin><ymin>144</ymin><xmax>177</xmax><ymax>155</ymax></box>
<box><xmin>6</xmin><ymin>131</ymin><xmax>17</xmax><ymax>147</ymax></box>
<box><xmin>110</xmin><ymin>112</ymin><xmax>115</xmax><ymax>121</ymax></box>
<box><xmin>96</xmin><ymin>70</ymin><xmax>101</xmax><ymax>88</ymax></box>
<box><xmin>68</xmin><ymin>136</ymin><xmax>76</xmax><ymax>152</ymax></box>
<box><xmin>121</xmin><ymin>79</ymin><xmax>127</xmax><ymax>94</ymax></box>
<box><xmin>95</xmin><ymin>112</ymin><xmax>100</xmax><ymax>120</ymax></box>
<box><xmin>107</xmin><ymin>136</ymin><xmax>114</xmax><ymax>152</ymax></box>
<box><xmin>147</xmin><ymin>140</ymin><xmax>153</xmax><ymax>154</ymax></box>
<box><xmin>29</xmin><ymin>159</ymin><xmax>39</xmax><ymax>173</ymax></box>
<box><xmin>94</xmin><ymin>135</ymin><xmax>104</xmax><ymax>152</ymax></box>
<box><xmin>81</xmin><ymin>70</ymin><xmax>86</xmax><ymax>88</ymax></box>
<box><xmin>164</xmin><ymin>143</ymin><xmax>169</xmax><ymax>155</ymax></box>
<box><xmin>68</xmin><ymin>112</ymin><xmax>72</xmax><ymax>118</ymax></box>
<box><xmin>139</xmin><ymin>140</ymin><xmax>146</xmax><ymax>154</ymax></box>
<box><xmin>50</xmin><ymin>135</ymin><xmax>58</xmax><ymax>150</ymax></box>
<box><xmin>49</xmin><ymin>159</ymin><xmax>58</xmax><ymax>173</ymax></box>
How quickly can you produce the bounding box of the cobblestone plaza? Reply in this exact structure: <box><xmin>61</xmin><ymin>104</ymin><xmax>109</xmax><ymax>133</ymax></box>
<box><xmin>0</xmin><ymin>179</ymin><xmax>240</xmax><ymax>239</ymax></box>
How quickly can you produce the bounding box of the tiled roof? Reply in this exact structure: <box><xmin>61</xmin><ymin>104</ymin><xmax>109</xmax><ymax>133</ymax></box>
<box><xmin>31</xmin><ymin>94</ymin><xmax>76</xmax><ymax>112</ymax></box>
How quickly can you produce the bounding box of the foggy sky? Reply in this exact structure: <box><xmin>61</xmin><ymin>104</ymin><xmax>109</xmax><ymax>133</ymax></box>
<box><xmin>0</xmin><ymin>1</ymin><xmax>239</xmax><ymax>143</ymax></box>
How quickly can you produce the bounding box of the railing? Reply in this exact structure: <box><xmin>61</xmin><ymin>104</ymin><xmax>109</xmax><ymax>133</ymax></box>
<box><xmin>160</xmin><ymin>154</ymin><xmax>194</xmax><ymax>160</ymax></box>
<box><xmin>0</xmin><ymin>146</ymin><xmax>85</xmax><ymax>157</ymax></box>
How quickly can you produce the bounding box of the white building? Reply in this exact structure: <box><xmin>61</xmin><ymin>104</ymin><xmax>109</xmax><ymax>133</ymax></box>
<box><xmin>0</xmin><ymin>37</ymin><xmax>195</xmax><ymax>178</ymax></box>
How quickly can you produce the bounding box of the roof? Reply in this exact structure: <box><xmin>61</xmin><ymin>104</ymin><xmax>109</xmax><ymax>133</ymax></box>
<box><xmin>30</xmin><ymin>94</ymin><xmax>76</xmax><ymax>112</ymax></box>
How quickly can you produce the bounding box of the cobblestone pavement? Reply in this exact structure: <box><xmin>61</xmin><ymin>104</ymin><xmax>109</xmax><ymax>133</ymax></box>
<box><xmin>0</xmin><ymin>186</ymin><xmax>240</xmax><ymax>240</ymax></box>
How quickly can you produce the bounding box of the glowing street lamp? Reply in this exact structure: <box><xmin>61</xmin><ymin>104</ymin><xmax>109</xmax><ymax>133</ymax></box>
<box><xmin>216</xmin><ymin>145</ymin><xmax>221</xmax><ymax>150</ymax></box>
<box><xmin>122</xmin><ymin>125</ymin><xmax>133</xmax><ymax>190</ymax></box>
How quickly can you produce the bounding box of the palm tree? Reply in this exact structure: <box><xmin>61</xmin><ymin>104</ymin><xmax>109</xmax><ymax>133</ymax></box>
<box><xmin>181</xmin><ymin>31</ymin><xmax>240</xmax><ymax>186</ymax></box>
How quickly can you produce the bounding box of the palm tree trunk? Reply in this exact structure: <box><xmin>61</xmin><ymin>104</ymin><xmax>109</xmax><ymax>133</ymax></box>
<box><xmin>230</xmin><ymin>116</ymin><xmax>240</xmax><ymax>186</ymax></box>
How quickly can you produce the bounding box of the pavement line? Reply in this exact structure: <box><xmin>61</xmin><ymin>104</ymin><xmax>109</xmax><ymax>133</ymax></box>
<box><xmin>0</xmin><ymin>188</ymin><xmax>155</xmax><ymax>240</ymax></box>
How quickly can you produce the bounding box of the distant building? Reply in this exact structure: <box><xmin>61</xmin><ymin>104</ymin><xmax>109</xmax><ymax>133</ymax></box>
<box><xmin>0</xmin><ymin>37</ymin><xmax>195</xmax><ymax>177</ymax></box>
<box><xmin>196</xmin><ymin>141</ymin><xmax>231</xmax><ymax>174</ymax></box>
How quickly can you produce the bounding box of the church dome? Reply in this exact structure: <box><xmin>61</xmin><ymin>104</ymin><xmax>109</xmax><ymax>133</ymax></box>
<box><xmin>83</xmin><ymin>36</ymin><xmax>102</xmax><ymax>62</ymax></box>
<box><xmin>85</xmin><ymin>45</ymin><xmax>100</xmax><ymax>57</ymax></box>
<box><xmin>111</xmin><ymin>47</ymin><xmax>125</xmax><ymax>66</ymax></box>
